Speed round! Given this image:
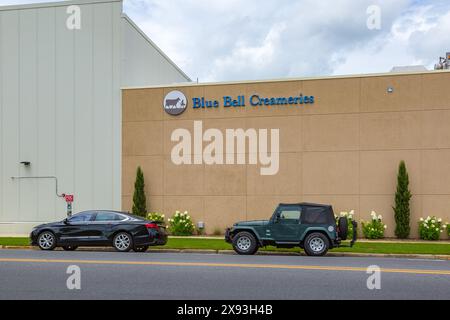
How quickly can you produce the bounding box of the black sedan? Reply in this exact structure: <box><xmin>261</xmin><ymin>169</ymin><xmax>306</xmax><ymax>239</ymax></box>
<box><xmin>30</xmin><ymin>210</ymin><xmax>167</xmax><ymax>252</ymax></box>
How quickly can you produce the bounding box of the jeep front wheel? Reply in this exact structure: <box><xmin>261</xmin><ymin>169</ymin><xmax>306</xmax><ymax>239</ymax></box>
<box><xmin>304</xmin><ymin>233</ymin><xmax>329</xmax><ymax>256</ymax></box>
<box><xmin>232</xmin><ymin>231</ymin><xmax>258</xmax><ymax>255</ymax></box>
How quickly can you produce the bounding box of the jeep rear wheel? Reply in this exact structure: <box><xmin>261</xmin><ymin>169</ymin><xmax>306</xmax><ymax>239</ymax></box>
<box><xmin>232</xmin><ymin>231</ymin><xmax>258</xmax><ymax>255</ymax></box>
<box><xmin>304</xmin><ymin>233</ymin><xmax>329</xmax><ymax>256</ymax></box>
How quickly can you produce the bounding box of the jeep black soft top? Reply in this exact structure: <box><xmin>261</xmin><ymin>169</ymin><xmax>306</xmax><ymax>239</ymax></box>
<box><xmin>278</xmin><ymin>203</ymin><xmax>336</xmax><ymax>225</ymax></box>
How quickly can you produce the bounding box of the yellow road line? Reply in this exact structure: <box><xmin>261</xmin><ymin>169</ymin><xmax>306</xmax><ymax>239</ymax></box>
<box><xmin>0</xmin><ymin>258</ymin><xmax>449</xmax><ymax>275</ymax></box>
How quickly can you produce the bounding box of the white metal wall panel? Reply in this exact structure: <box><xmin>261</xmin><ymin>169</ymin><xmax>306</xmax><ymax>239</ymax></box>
<box><xmin>37</xmin><ymin>7</ymin><xmax>57</xmax><ymax>222</ymax></box>
<box><xmin>0</xmin><ymin>0</ymin><xmax>123</xmax><ymax>235</ymax></box>
<box><xmin>73</xmin><ymin>3</ymin><xmax>94</xmax><ymax>213</ymax></box>
<box><xmin>55</xmin><ymin>4</ymin><xmax>75</xmax><ymax>219</ymax></box>
<box><xmin>19</xmin><ymin>9</ymin><xmax>39</xmax><ymax>222</ymax></box>
<box><xmin>92</xmin><ymin>2</ymin><xmax>114</xmax><ymax>209</ymax></box>
<box><xmin>0</xmin><ymin>13</ymin><xmax>2</xmax><ymax>225</ymax></box>
<box><xmin>1</xmin><ymin>11</ymin><xmax>20</xmax><ymax>224</ymax></box>
<box><xmin>121</xmin><ymin>17</ymin><xmax>191</xmax><ymax>87</ymax></box>
<box><xmin>112</xmin><ymin>2</ymin><xmax>122</xmax><ymax>211</ymax></box>
<box><xmin>0</xmin><ymin>0</ymin><xmax>189</xmax><ymax>235</ymax></box>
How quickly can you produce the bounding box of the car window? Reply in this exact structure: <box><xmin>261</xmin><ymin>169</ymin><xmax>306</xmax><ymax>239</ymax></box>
<box><xmin>94</xmin><ymin>212</ymin><xmax>124</xmax><ymax>222</ymax></box>
<box><xmin>278</xmin><ymin>208</ymin><xmax>301</xmax><ymax>220</ymax></box>
<box><xmin>68</xmin><ymin>212</ymin><xmax>94</xmax><ymax>223</ymax></box>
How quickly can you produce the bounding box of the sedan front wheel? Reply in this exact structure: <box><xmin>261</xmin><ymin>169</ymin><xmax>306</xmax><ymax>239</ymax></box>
<box><xmin>37</xmin><ymin>231</ymin><xmax>57</xmax><ymax>251</ymax></box>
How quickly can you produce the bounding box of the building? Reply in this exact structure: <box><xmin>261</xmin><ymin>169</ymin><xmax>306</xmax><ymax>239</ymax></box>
<box><xmin>122</xmin><ymin>70</ymin><xmax>450</xmax><ymax>238</ymax></box>
<box><xmin>0</xmin><ymin>0</ymin><xmax>190</xmax><ymax>235</ymax></box>
<box><xmin>1</xmin><ymin>1</ymin><xmax>450</xmax><ymax>239</ymax></box>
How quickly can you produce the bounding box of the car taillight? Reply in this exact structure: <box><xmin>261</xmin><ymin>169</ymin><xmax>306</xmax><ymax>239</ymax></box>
<box><xmin>145</xmin><ymin>223</ymin><xmax>159</xmax><ymax>230</ymax></box>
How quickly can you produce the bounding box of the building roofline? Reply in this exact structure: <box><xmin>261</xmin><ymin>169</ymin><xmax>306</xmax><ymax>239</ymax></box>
<box><xmin>121</xmin><ymin>13</ymin><xmax>191</xmax><ymax>82</ymax></box>
<box><xmin>120</xmin><ymin>69</ymin><xmax>450</xmax><ymax>90</ymax></box>
<box><xmin>0</xmin><ymin>0</ymin><xmax>122</xmax><ymax>12</ymax></box>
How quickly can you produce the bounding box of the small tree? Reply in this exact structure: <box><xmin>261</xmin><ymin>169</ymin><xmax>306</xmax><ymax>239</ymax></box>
<box><xmin>393</xmin><ymin>161</ymin><xmax>412</xmax><ymax>238</ymax></box>
<box><xmin>132</xmin><ymin>166</ymin><xmax>147</xmax><ymax>217</ymax></box>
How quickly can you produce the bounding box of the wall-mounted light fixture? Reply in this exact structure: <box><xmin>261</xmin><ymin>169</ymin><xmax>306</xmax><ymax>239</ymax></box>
<box><xmin>20</xmin><ymin>161</ymin><xmax>31</xmax><ymax>166</ymax></box>
<box><xmin>387</xmin><ymin>87</ymin><xmax>394</xmax><ymax>94</ymax></box>
<box><xmin>197</xmin><ymin>221</ymin><xmax>205</xmax><ymax>230</ymax></box>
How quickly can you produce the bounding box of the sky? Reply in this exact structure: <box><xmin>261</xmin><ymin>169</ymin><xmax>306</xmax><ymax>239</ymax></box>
<box><xmin>1</xmin><ymin>0</ymin><xmax>449</xmax><ymax>82</ymax></box>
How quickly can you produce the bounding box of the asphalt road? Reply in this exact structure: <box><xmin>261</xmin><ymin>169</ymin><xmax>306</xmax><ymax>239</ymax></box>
<box><xmin>0</xmin><ymin>249</ymin><xmax>449</xmax><ymax>300</ymax></box>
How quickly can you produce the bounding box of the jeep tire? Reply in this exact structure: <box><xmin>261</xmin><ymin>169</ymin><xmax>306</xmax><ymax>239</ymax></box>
<box><xmin>232</xmin><ymin>231</ymin><xmax>259</xmax><ymax>255</ymax></box>
<box><xmin>304</xmin><ymin>232</ymin><xmax>329</xmax><ymax>256</ymax></box>
<box><xmin>338</xmin><ymin>217</ymin><xmax>349</xmax><ymax>240</ymax></box>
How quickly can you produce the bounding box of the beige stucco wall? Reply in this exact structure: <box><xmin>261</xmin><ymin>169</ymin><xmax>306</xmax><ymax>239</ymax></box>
<box><xmin>122</xmin><ymin>71</ymin><xmax>450</xmax><ymax>238</ymax></box>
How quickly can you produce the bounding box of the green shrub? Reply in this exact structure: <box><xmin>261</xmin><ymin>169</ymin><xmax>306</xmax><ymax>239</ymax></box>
<box><xmin>167</xmin><ymin>211</ymin><xmax>195</xmax><ymax>236</ymax></box>
<box><xmin>393</xmin><ymin>161</ymin><xmax>412</xmax><ymax>238</ymax></box>
<box><xmin>447</xmin><ymin>223</ymin><xmax>450</xmax><ymax>237</ymax></box>
<box><xmin>418</xmin><ymin>216</ymin><xmax>446</xmax><ymax>241</ymax></box>
<box><xmin>361</xmin><ymin>211</ymin><xmax>387</xmax><ymax>239</ymax></box>
<box><xmin>146</xmin><ymin>212</ymin><xmax>165</xmax><ymax>223</ymax></box>
<box><xmin>336</xmin><ymin>210</ymin><xmax>355</xmax><ymax>239</ymax></box>
<box><xmin>132</xmin><ymin>166</ymin><xmax>147</xmax><ymax>217</ymax></box>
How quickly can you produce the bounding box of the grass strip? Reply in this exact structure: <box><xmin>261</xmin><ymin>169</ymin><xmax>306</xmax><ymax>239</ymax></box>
<box><xmin>1</xmin><ymin>237</ymin><xmax>449</xmax><ymax>255</ymax></box>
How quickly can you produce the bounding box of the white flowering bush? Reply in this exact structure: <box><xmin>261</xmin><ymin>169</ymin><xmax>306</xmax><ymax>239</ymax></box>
<box><xmin>361</xmin><ymin>211</ymin><xmax>387</xmax><ymax>239</ymax></box>
<box><xmin>336</xmin><ymin>210</ymin><xmax>355</xmax><ymax>239</ymax></box>
<box><xmin>418</xmin><ymin>216</ymin><xmax>446</xmax><ymax>241</ymax></box>
<box><xmin>167</xmin><ymin>210</ymin><xmax>195</xmax><ymax>236</ymax></box>
<box><xmin>146</xmin><ymin>212</ymin><xmax>165</xmax><ymax>223</ymax></box>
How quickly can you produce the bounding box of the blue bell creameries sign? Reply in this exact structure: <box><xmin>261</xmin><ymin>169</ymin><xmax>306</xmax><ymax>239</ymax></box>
<box><xmin>163</xmin><ymin>90</ymin><xmax>315</xmax><ymax>116</ymax></box>
<box><xmin>192</xmin><ymin>94</ymin><xmax>315</xmax><ymax>109</ymax></box>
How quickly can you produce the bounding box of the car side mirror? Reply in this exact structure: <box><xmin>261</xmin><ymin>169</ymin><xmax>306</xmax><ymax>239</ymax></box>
<box><xmin>63</xmin><ymin>218</ymin><xmax>69</xmax><ymax>225</ymax></box>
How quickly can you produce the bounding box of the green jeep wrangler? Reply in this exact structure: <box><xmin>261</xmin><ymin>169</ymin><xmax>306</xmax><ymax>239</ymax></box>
<box><xmin>225</xmin><ymin>203</ymin><xmax>357</xmax><ymax>256</ymax></box>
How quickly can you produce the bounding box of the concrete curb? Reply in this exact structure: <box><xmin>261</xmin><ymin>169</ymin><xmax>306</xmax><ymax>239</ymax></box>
<box><xmin>0</xmin><ymin>245</ymin><xmax>449</xmax><ymax>260</ymax></box>
<box><xmin>170</xmin><ymin>236</ymin><xmax>450</xmax><ymax>244</ymax></box>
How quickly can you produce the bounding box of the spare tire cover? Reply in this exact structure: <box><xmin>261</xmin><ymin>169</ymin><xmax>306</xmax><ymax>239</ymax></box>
<box><xmin>338</xmin><ymin>217</ymin><xmax>348</xmax><ymax>240</ymax></box>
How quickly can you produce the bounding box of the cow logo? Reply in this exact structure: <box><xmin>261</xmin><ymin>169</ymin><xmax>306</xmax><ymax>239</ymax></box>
<box><xmin>163</xmin><ymin>90</ymin><xmax>188</xmax><ymax>116</ymax></box>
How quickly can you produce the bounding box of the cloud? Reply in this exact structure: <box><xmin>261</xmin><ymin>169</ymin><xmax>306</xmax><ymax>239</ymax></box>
<box><xmin>2</xmin><ymin>0</ymin><xmax>450</xmax><ymax>81</ymax></box>
<box><xmin>124</xmin><ymin>0</ymin><xmax>450</xmax><ymax>81</ymax></box>
<box><xmin>333</xmin><ymin>2</ymin><xmax>450</xmax><ymax>75</ymax></box>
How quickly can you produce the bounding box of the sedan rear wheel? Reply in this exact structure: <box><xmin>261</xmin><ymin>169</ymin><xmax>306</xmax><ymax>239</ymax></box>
<box><xmin>113</xmin><ymin>232</ymin><xmax>133</xmax><ymax>252</ymax></box>
<box><xmin>37</xmin><ymin>231</ymin><xmax>57</xmax><ymax>251</ymax></box>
